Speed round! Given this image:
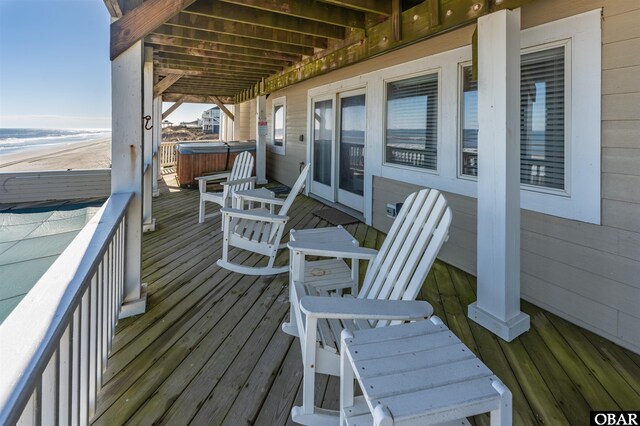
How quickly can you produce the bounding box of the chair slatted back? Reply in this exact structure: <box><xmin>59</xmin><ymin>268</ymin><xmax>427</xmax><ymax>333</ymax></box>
<box><xmin>229</xmin><ymin>151</ymin><xmax>254</xmax><ymax>193</ymax></box>
<box><xmin>268</xmin><ymin>163</ymin><xmax>311</xmax><ymax>242</ymax></box>
<box><xmin>358</xmin><ymin>189</ymin><xmax>452</xmax><ymax>326</ymax></box>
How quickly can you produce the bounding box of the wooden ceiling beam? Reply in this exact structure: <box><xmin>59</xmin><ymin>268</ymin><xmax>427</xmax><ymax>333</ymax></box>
<box><xmin>209</xmin><ymin>96</ymin><xmax>235</xmax><ymax>120</ymax></box>
<box><xmin>103</xmin><ymin>0</ymin><xmax>123</xmax><ymax>18</ymax></box>
<box><xmin>149</xmin><ymin>44</ymin><xmax>293</xmax><ymax>67</ymax></box>
<box><xmin>168</xmin><ymin>12</ymin><xmax>329</xmax><ymax>48</ymax></box>
<box><xmin>162</xmin><ymin>97</ymin><xmax>184</xmax><ymax>119</ymax></box>
<box><xmin>154</xmin><ymin>59</ymin><xmax>272</xmax><ymax>76</ymax></box>
<box><xmin>164</xmin><ymin>87</ymin><xmax>240</xmax><ymax>96</ymax></box>
<box><xmin>163</xmin><ymin>93</ymin><xmax>235</xmax><ymax>104</ymax></box>
<box><xmin>316</xmin><ymin>0</ymin><xmax>391</xmax><ymax>16</ymax></box>
<box><xmin>162</xmin><ymin>93</ymin><xmax>235</xmax><ymax>105</ymax></box>
<box><xmin>145</xmin><ymin>34</ymin><xmax>301</xmax><ymax>63</ymax></box>
<box><xmin>156</xmin><ymin>52</ymin><xmax>282</xmax><ymax>72</ymax></box>
<box><xmin>153</xmin><ymin>25</ymin><xmax>315</xmax><ymax>55</ymax></box>
<box><xmin>110</xmin><ymin>0</ymin><xmax>197</xmax><ymax>60</ymax></box>
<box><xmin>156</xmin><ymin>67</ymin><xmax>258</xmax><ymax>79</ymax></box>
<box><xmin>154</xmin><ymin>73</ymin><xmax>184</xmax><ymax>97</ymax></box>
<box><xmin>217</xmin><ymin>0</ymin><xmax>365</xmax><ymax>29</ymax></box>
<box><xmin>184</xmin><ymin>0</ymin><xmax>344</xmax><ymax>40</ymax></box>
<box><xmin>175</xmin><ymin>77</ymin><xmax>259</xmax><ymax>87</ymax></box>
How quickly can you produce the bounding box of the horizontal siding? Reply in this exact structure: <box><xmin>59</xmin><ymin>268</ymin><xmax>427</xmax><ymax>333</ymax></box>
<box><xmin>603</xmin><ymin>37</ymin><xmax>640</xmax><ymax>70</ymax></box>
<box><xmin>0</xmin><ymin>169</ymin><xmax>111</xmax><ymax>204</ymax></box>
<box><xmin>602</xmin><ymin>65</ymin><xmax>640</xmax><ymax>94</ymax></box>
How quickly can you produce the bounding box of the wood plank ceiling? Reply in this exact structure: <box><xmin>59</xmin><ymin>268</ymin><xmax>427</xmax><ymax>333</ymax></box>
<box><xmin>106</xmin><ymin>0</ymin><xmax>534</xmax><ymax>104</ymax></box>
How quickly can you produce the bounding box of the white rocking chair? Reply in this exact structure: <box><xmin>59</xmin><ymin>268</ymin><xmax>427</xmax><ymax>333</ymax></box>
<box><xmin>217</xmin><ymin>163</ymin><xmax>311</xmax><ymax>276</ymax></box>
<box><xmin>196</xmin><ymin>150</ymin><xmax>255</xmax><ymax>224</ymax></box>
<box><xmin>284</xmin><ymin>188</ymin><xmax>452</xmax><ymax>425</ymax></box>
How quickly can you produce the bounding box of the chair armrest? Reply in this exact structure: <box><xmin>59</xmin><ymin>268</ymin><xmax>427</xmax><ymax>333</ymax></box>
<box><xmin>196</xmin><ymin>172</ymin><xmax>231</xmax><ymax>182</ymax></box>
<box><xmin>300</xmin><ymin>296</ymin><xmax>433</xmax><ymax>321</ymax></box>
<box><xmin>236</xmin><ymin>193</ymin><xmax>285</xmax><ymax>205</ymax></box>
<box><xmin>220</xmin><ymin>176</ymin><xmax>256</xmax><ymax>186</ymax></box>
<box><xmin>220</xmin><ymin>207</ymin><xmax>289</xmax><ymax>223</ymax></box>
<box><xmin>287</xmin><ymin>240</ymin><xmax>377</xmax><ymax>260</ymax></box>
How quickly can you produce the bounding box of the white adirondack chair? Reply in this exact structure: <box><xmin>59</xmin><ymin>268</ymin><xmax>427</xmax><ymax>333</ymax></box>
<box><xmin>284</xmin><ymin>188</ymin><xmax>452</xmax><ymax>425</ymax></box>
<box><xmin>196</xmin><ymin>150</ymin><xmax>255</xmax><ymax>224</ymax></box>
<box><xmin>217</xmin><ymin>163</ymin><xmax>311</xmax><ymax>276</ymax></box>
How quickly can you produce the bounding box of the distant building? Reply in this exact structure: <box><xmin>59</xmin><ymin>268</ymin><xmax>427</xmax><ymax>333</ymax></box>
<box><xmin>202</xmin><ymin>107</ymin><xmax>220</xmax><ymax>134</ymax></box>
<box><xmin>161</xmin><ymin>120</ymin><xmax>173</xmax><ymax>128</ymax></box>
<box><xmin>180</xmin><ymin>119</ymin><xmax>202</xmax><ymax>129</ymax></box>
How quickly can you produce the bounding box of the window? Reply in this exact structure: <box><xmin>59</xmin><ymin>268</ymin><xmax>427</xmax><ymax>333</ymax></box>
<box><xmin>520</xmin><ymin>46</ymin><xmax>565</xmax><ymax>190</ymax></box>
<box><xmin>271</xmin><ymin>97</ymin><xmax>286</xmax><ymax>155</ymax></box>
<box><xmin>460</xmin><ymin>65</ymin><xmax>478</xmax><ymax>177</ymax></box>
<box><xmin>385</xmin><ymin>73</ymin><xmax>438</xmax><ymax>170</ymax></box>
<box><xmin>459</xmin><ymin>46</ymin><xmax>567</xmax><ymax>191</ymax></box>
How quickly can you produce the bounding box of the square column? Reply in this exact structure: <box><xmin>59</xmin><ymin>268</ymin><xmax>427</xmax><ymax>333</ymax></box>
<box><xmin>468</xmin><ymin>9</ymin><xmax>529</xmax><ymax>341</ymax></box>
<box><xmin>255</xmin><ymin>95</ymin><xmax>267</xmax><ymax>184</ymax></box>
<box><xmin>111</xmin><ymin>40</ymin><xmax>147</xmax><ymax>318</ymax></box>
<box><xmin>142</xmin><ymin>47</ymin><xmax>156</xmax><ymax>233</ymax></box>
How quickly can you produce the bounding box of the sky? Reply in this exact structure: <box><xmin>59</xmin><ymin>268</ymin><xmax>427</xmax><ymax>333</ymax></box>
<box><xmin>0</xmin><ymin>0</ymin><xmax>211</xmax><ymax>130</ymax></box>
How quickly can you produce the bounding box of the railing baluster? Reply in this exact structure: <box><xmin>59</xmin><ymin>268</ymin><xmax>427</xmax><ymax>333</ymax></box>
<box><xmin>40</xmin><ymin>350</ymin><xmax>57</xmax><ymax>426</ymax></box>
<box><xmin>79</xmin><ymin>290</ymin><xmax>89</xmax><ymax>425</ymax></box>
<box><xmin>58</xmin><ymin>325</ymin><xmax>71</xmax><ymax>425</ymax></box>
<box><xmin>101</xmin><ymin>252</ymin><xmax>109</xmax><ymax>367</ymax></box>
<box><xmin>16</xmin><ymin>392</ymin><xmax>36</xmax><ymax>425</ymax></box>
<box><xmin>89</xmin><ymin>275</ymin><xmax>98</xmax><ymax>420</ymax></box>
<box><xmin>71</xmin><ymin>308</ymin><xmax>79</xmax><ymax>426</ymax></box>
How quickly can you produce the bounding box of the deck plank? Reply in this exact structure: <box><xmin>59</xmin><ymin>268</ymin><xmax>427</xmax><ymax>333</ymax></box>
<box><xmin>91</xmin><ymin>175</ymin><xmax>640</xmax><ymax>426</ymax></box>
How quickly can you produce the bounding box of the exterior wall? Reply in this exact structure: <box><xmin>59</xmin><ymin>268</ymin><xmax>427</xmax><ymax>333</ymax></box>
<box><xmin>235</xmin><ymin>100</ymin><xmax>256</xmax><ymax>141</ymax></box>
<box><xmin>251</xmin><ymin>0</ymin><xmax>640</xmax><ymax>352</ymax></box>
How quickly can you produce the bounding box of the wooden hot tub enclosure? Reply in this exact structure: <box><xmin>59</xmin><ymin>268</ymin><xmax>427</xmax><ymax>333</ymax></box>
<box><xmin>175</xmin><ymin>140</ymin><xmax>256</xmax><ymax>187</ymax></box>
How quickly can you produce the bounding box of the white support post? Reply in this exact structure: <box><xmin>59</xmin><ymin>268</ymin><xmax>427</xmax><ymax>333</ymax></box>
<box><xmin>111</xmin><ymin>39</ymin><xmax>147</xmax><ymax>318</ymax></box>
<box><xmin>468</xmin><ymin>9</ymin><xmax>529</xmax><ymax>341</ymax></box>
<box><xmin>256</xmin><ymin>95</ymin><xmax>267</xmax><ymax>184</ymax></box>
<box><xmin>233</xmin><ymin>103</ymin><xmax>241</xmax><ymax>141</ymax></box>
<box><xmin>220</xmin><ymin>105</ymin><xmax>234</xmax><ymax>141</ymax></box>
<box><xmin>142</xmin><ymin>47</ymin><xmax>156</xmax><ymax>233</ymax></box>
<box><xmin>152</xmin><ymin>95</ymin><xmax>161</xmax><ymax>196</ymax></box>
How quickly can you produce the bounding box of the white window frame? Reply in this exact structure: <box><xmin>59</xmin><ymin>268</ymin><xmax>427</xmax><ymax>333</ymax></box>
<box><xmin>270</xmin><ymin>96</ymin><xmax>286</xmax><ymax>155</ymax></box>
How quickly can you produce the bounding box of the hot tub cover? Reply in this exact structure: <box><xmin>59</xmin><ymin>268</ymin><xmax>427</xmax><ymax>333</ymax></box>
<box><xmin>176</xmin><ymin>140</ymin><xmax>256</xmax><ymax>155</ymax></box>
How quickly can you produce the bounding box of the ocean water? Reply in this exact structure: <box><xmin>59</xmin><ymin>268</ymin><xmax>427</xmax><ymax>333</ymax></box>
<box><xmin>0</xmin><ymin>128</ymin><xmax>112</xmax><ymax>155</ymax></box>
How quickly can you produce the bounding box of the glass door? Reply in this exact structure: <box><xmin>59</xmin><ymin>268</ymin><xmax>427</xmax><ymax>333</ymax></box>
<box><xmin>310</xmin><ymin>97</ymin><xmax>335</xmax><ymax>201</ymax></box>
<box><xmin>336</xmin><ymin>91</ymin><xmax>365</xmax><ymax>211</ymax></box>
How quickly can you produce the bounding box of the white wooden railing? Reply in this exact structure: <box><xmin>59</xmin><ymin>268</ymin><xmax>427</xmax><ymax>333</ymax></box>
<box><xmin>0</xmin><ymin>192</ymin><xmax>132</xmax><ymax>425</ymax></box>
<box><xmin>160</xmin><ymin>142</ymin><xmax>177</xmax><ymax>167</ymax></box>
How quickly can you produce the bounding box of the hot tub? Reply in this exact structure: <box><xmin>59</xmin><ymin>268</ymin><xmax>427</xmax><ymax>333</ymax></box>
<box><xmin>175</xmin><ymin>140</ymin><xmax>256</xmax><ymax>187</ymax></box>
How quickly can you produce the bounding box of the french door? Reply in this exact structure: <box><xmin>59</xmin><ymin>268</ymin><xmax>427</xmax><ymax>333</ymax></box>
<box><xmin>310</xmin><ymin>89</ymin><xmax>366</xmax><ymax>212</ymax></box>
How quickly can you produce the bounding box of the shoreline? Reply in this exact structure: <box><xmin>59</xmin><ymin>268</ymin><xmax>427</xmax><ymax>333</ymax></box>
<box><xmin>0</xmin><ymin>138</ymin><xmax>111</xmax><ymax>172</ymax></box>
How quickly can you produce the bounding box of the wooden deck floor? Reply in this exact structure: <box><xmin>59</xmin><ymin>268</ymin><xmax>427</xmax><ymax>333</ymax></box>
<box><xmin>93</xmin><ymin>174</ymin><xmax>640</xmax><ymax>426</ymax></box>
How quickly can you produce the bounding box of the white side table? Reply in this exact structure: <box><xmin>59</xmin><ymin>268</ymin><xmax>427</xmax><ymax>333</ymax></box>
<box><xmin>282</xmin><ymin>226</ymin><xmax>362</xmax><ymax>336</ymax></box>
<box><xmin>340</xmin><ymin>318</ymin><xmax>512</xmax><ymax>426</ymax></box>
<box><xmin>232</xmin><ymin>187</ymin><xmax>282</xmax><ymax>212</ymax></box>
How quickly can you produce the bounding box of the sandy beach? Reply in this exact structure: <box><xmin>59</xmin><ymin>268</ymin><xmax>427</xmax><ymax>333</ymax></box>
<box><xmin>0</xmin><ymin>138</ymin><xmax>111</xmax><ymax>172</ymax></box>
